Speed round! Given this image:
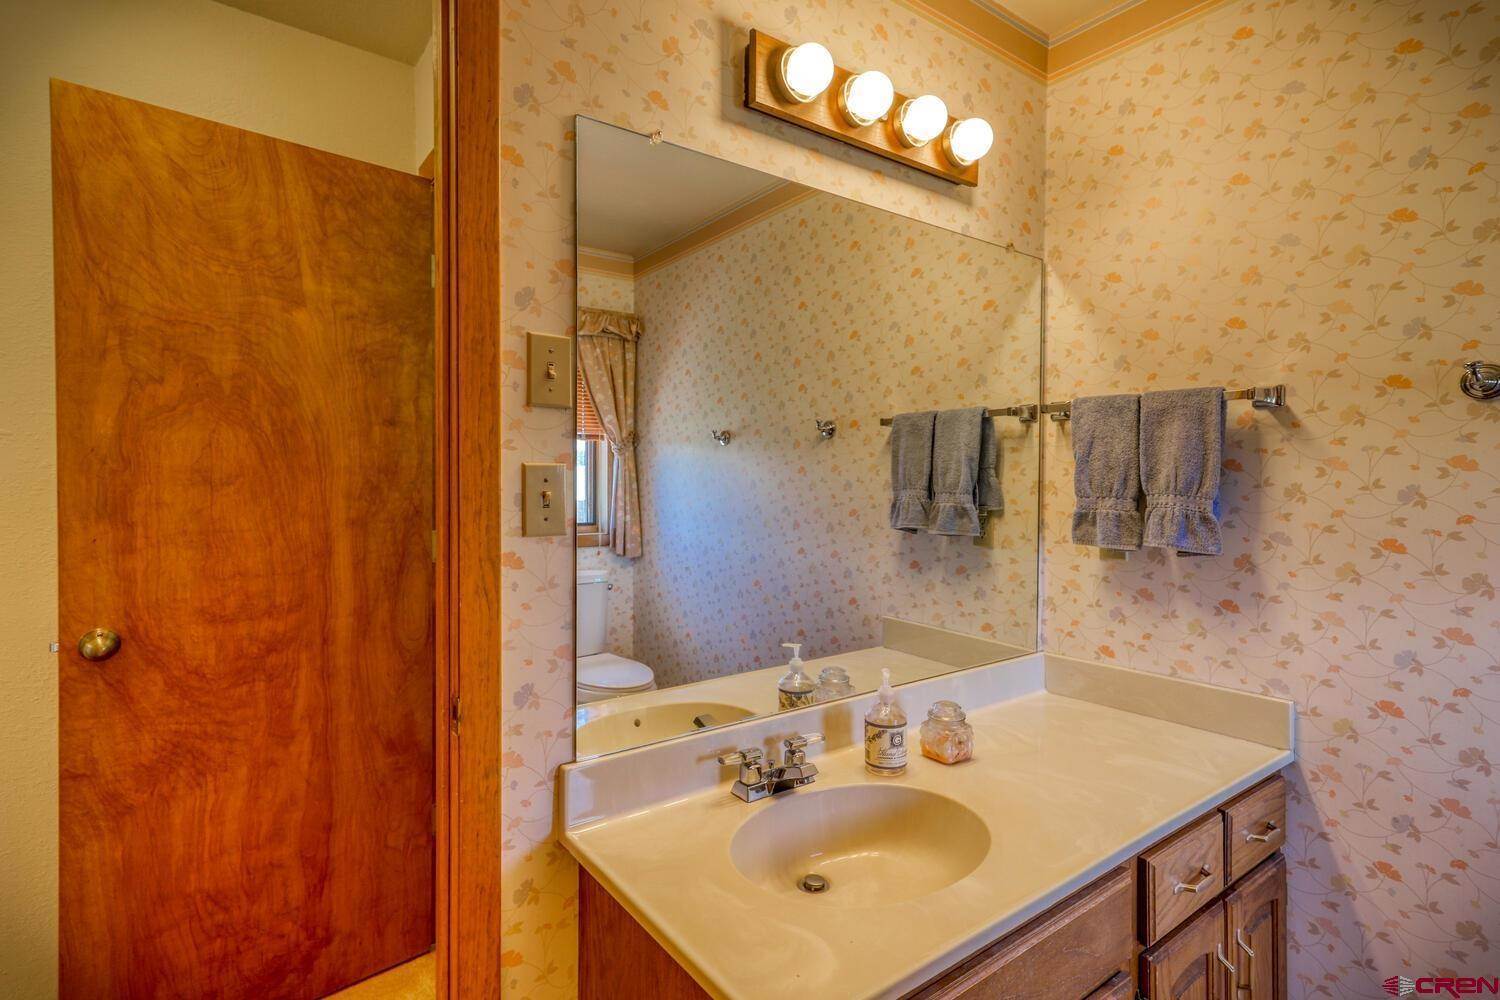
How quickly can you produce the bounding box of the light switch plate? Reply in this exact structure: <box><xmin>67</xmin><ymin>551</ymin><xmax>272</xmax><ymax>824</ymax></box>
<box><xmin>521</xmin><ymin>462</ymin><xmax>567</xmax><ymax>537</ymax></box>
<box><xmin>527</xmin><ymin>332</ymin><xmax>572</xmax><ymax>409</ymax></box>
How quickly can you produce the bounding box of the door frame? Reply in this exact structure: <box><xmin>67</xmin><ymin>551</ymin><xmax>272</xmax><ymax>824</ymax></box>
<box><xmin>434</xmin><ymin>0</ymin><xmax>502</xmax><ymax>996</ymax></box>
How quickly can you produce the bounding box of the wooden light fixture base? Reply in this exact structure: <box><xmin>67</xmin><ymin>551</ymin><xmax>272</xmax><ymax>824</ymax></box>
<box><xmin>743</xmin><ymin>28</ymin><xmax>979</xmax><ymax>187</ymax></box>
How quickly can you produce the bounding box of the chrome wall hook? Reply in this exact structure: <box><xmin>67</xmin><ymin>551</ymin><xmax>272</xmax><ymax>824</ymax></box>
<box><xmin>814</xmin><ymin>419</ymin><xmax>836</xmax><ymax>439</ymax></box>
<box><xmin>710</xmin><ymin>429</ymin><xmax>733</xmax><ymax>446</ymax></box>
<box><xmin>1460</xmin><ymin>361</ymin><xmax>1500</xmax><ymax>401</ymax></box>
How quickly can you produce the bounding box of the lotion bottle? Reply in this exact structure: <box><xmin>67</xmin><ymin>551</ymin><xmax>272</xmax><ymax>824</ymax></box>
<box><xmin>777</xmin><ymin>642</ymin><xmax>816</xmax><ymax>710</ymax></box>
<box><xmin>864</xmin><ymin>669</ymin><xmax>908</xmax><ymax>775</ymax></box>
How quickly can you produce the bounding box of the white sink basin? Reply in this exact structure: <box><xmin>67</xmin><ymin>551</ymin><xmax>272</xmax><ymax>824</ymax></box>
<box><xmin>575</xmin><ymin>702</ymin><xmax>755</xmax><ymax>757</ymax></box>
<box><xmin>729</xmin><ymin>785</ymin><xmax>991</xmax><ymax>905</ymax></box>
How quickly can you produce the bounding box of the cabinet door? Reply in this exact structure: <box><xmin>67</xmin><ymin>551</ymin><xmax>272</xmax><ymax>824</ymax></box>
<box><xmin>1087</xmin><ymin>972</ymin><xmax>1135</xmax><ymax>1000</ymax></box>
<box><xmin>1142</xmin><ymin>901</ymin><xmax>1227</xmax><ymax>1000</ymax></box>
<box><xmin>1224</xmin><ymin>856</ymin><xmax>1287</xmax><ymax>1000</ymax></box>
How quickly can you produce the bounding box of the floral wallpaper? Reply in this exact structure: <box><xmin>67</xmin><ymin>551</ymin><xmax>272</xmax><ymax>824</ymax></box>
<box><xmin>631</xmin><ymin>190</ymin><xmax>1041</xmax><ymax>689</ymax></box>
<box><xmin>1043</xmin><ymin>0</ymin><xmax>1499</xmax><ymax>993</ymax></box>
<box><xmin>499</xmin><ymin>0</ymin><xmax>1046</xmax><ymax>993</ymax></box>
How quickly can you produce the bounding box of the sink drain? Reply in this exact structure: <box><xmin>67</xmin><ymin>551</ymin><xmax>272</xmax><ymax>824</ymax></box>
<box><xmin>797</xmin><ymin>873</ymin><xmax>829</xmax><ymax>894</ymax></box>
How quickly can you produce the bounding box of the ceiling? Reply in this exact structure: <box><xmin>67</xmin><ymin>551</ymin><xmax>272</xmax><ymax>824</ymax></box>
<box><xmin>212</xmin><ymin>0</ymin><xmax>431</xmax><ymax>64</ymax></box>
<box><xmin>576</xmin><ymin>119</ymin><xmax>792</xmax><ymax>260</ymax></box>
<box><xmin>986</xmin><ymin>0</ymin><xmax>1135</xmax><ymax>40</ymax></box>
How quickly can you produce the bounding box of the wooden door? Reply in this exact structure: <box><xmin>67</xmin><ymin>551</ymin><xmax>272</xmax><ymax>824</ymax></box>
<box><xmin>53</xmin><ymin>80</ymin><xmax>435</xmax><ymax>999</ymax></box>
<box><xmin>1142</xmin><ymin>901</ymin><xmax>1226</xmax><ymax>1000</ymax></box>
<box><xmin>1224</xmin><ymin>857</ymin><xmax>1287</xmax><ymax>1000</ymax></box>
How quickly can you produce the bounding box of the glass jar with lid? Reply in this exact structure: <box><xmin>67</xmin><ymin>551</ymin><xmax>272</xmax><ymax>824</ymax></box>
<box><xmin>919</xmin><ymin>700</ymin><xmax>974</xmax><ymax>764</ymax></box>
<box><xmin>815</xmin><ymin>664</ymin><xmax>855</xmax><ymax>703</ymax></box>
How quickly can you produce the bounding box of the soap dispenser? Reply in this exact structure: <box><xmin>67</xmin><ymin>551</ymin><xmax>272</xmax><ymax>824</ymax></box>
<box><xmin>864</xmin><ymin>668</ymin><xmax>908</xmax><ymax>776</ymax></box>
<box><xmin>777</xmin><ymin>642</ymin><xmax>816</xmax><ymax>710</ymax></box>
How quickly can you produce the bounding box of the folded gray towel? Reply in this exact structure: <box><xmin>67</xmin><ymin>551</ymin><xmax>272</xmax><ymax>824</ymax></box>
<box><xmin>1071</xmin><ymin>393</ymin><xmax>1142</xmax><ymax>550</ymax></box>
<box><xmin>977</xmin><ymin>414</ymin><xmax>1003</xmax><ymax>516</ymax></box>
<box><xmin>928</xmin><ymin>406</ymin><xmax>985</xmax><ymax>536</ymax></box>
<box><xmin>888</xmin><ymin>411</ymin><xmax>935</xmax><ymax>532</ymax></box>
<box><xmin>1141</xmin><ymin>387</ymin><xmax>1225</xmax><ymax>555</ymax></box>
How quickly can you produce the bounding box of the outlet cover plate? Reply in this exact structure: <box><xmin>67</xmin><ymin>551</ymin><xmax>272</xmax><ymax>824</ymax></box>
<box><xmin>522</xmin><ymin>462</ymin><xmax>568</xmax><ymax>537</ymax></box>
<box><xmin>527</xmin><ymin>332</ymin><xmax>572</xmax><ymax>409</ymax></box>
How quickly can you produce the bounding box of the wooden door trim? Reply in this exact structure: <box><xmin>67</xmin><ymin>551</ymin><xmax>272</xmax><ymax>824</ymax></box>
<box><xmin>434</xmin><ymin>0</ymin><xmax>502</xmax><ymax>996</ymax></box>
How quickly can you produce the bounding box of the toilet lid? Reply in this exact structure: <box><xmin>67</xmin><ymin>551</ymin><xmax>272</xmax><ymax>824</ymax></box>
<box><xmin>578</xmin><ymin>652</ymin><xmax>654</xmax><ymax>691</ymax></box>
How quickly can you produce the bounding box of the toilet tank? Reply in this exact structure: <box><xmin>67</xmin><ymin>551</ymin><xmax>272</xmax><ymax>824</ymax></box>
<box><xmin>576</xmin><ymin>569</ymin><xmax>609</xmax><ymax>657</ymax></box>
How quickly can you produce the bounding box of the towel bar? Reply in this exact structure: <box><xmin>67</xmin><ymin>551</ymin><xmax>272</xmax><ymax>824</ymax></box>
<box><xmin>1042</xmin><ymin>385</ymin><xmax>1287</xmax><ymax>423</ymax></box>
<box><xmin>878</xmin><ymin>403</ymin><xmax>1038</xmax><ymax>426</ymax></box>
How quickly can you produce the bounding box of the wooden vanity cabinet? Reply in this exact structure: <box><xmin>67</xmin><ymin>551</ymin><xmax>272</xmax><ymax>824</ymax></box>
<box><xmin>1141</xmin><ymin>901</ymin><xmax>1227</xmax><ymax>1000</ymax></box>
<box><xmin>1223</xmin><ymin>856</ymin><xmax>1288</xmax><ymax>1000</ymax></box>
<box><xmin>578</xmin><ymin>773</ymin><xmax>1288</xmax><ymax>1000</ymax></box>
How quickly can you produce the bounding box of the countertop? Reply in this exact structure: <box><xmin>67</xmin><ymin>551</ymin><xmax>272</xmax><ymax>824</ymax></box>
<box><xmin>563</xmin><ymin>685</ymin><xmax>1293</xmax><ymax>999</ymax></box>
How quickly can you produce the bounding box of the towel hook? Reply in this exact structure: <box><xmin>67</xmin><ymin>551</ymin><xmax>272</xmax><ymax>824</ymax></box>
<box><xmin>1460</xmin><ymin>361</ymin><xmax>1500</xmax><ymax>400</ymax></box>
<box><xmin>710</xmin><ymin>429</ymin><xmax>733</xmax><ymax>446</ymax></box>
<box><xmin>814</xmin><ymin>419</ymin><xmax>836</xmax><ymax>439</ymax></box>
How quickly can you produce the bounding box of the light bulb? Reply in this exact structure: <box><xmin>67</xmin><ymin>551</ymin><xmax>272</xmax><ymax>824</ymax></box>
<box><xmin>838</xmin><ymin>70</ymin><xmax>894</xmax><ymax>127</ymax></box>
<box><xmin>894</xmin><ymin>94</ymin><xmax>948</xmax><ymax>148</ymax></box>
<box><xmin>943</xmin><ymin>117</ymin><xmax>994</xmax><ymax>167</ymax></box>
<box><xmin>778</xmin><ymin>42</ymin><xmax>834</xmax><ymax>103</ymax></box>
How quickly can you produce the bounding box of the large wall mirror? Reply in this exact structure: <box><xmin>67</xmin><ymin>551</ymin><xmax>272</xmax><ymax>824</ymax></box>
<box><xmin>573</xmin><ymin>117</ymin><xmax>1041</xmax><ymax>758</ymax></box>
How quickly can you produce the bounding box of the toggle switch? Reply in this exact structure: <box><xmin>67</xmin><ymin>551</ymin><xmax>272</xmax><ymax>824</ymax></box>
<box><xmin>527</xmin><ymin>332</ymin><xmax>572</xmax><ymax>408</ymax></box>
<box><xmin>522</xmin><ymin>462</ymin><xmax>567</xmax><ymax>536</ymax></box>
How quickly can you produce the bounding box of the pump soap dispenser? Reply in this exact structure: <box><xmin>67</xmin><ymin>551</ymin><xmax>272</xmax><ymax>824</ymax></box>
<box><xmin>777</xmin><ymin>642</ymin><xmax>816</xmax><ymax>710</ymax></box>
<box><xmin>864</xmin><ymin>668</ymin><xmax>908</xmax><ymax>775</ymax></box>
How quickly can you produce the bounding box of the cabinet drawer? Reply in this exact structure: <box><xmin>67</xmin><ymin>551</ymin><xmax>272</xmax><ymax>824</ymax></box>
<box><xmin>1140</xmin><ymin>811</ymin><xmax>1225</xmax><ymax>944</ymax></box>
<box><xmin>1222</xmin><ymin>775</ymin><xmax>1286</xmax><ymax>882</ymax></box>
<box><xmin>1087</xmin><ymin>972</ymin><xmax>1134</xmax><ymax>1000</ymax></box>
<box><xmin>909</xmin><ymin>867</ymin><xmax>1134</xmax><ymax>1000</ymax></box>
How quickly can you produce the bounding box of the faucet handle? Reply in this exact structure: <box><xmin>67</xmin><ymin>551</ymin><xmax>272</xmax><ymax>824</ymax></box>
<box><xmin>784</xmin><ymin>733</ymin><xmax>823</xmax><ymax>751</ymax></box>
<box><xmin>716</xmin><ymin>747</ymin><xmax>762</xmax><ymax>767</ymax></box>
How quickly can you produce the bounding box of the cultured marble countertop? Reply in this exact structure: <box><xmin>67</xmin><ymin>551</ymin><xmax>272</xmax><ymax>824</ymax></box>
<box><xmin>563</xmin><ymin>688</ymin><xmax>1294</xmax><ymax>999</ymax></box>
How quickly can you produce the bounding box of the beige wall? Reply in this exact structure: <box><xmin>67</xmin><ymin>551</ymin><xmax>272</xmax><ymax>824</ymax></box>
<box><xmin>631</xmin><ymin>190</ymin><xmax>1040</xmax><ymax>688</ymax></box>
<box><xmin>0</xmin><ymin>2</ymin><xmax>420</xmax><ymax>993</ymax></box>
<box><xmin>500</xmin><ymin>0</ymin><xmax>1047</xmax><ymax>992</ymax></box>
<box><xmin>1043</xmin><ymin>0</ymin><xmax>1498</xmax><ymax>987</ymax></box>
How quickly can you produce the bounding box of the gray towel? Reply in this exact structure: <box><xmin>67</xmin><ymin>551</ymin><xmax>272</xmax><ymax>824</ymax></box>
<box><xmin>1071</xmin><ymin>393</ymin><xmax>1142</xmax><ymax>550</ymax></box>
<box><xmin>888</xmin><ymin>411</ymin><xmax>934</xmax><ymax>532</ymax></box>
<box><xmin>978</xmin><ymin>415</ymin><xmax>1003</xmax><ymax>516</ymax></box>
<box><xmin>1141</xmin><ymin>387</ymin><xmax>1225</xmax><ymax>556</ymax></box>
<box><xmin>928</xmin><ymin>406</ymin><xmax>985</xmax><ymax>536</ymax></box>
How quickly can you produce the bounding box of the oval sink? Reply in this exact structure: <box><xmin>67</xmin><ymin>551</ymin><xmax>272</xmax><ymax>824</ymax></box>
<box><xmin>729</xmin><ymin>785</ymin><xmax>991</xmax><ymax>905</ymax></box>
<box><xmin>575</xmin><ymin>701</ymin><xmax>755</xmax><ymax>757</ymax></box>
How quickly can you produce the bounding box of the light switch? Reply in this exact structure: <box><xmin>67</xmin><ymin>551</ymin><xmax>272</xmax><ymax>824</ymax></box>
<box><xmin>527</xmin><ymin>332</ymin><xmax>572</xmax><ymax>409</ymax></box>
<box><xmin>522</xmin><ymin>462</ymin><xmax>567</xmax><ymax>537</ymax></box>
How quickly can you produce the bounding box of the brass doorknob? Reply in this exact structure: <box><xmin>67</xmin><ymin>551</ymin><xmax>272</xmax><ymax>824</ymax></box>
<box><xmin>78</xmin><ymin>628</ymin><xmax>120</xmax><ymax>662</ymax></box>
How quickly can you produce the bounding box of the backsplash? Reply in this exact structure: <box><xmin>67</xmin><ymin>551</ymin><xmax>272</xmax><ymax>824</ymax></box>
<box><xmin>631</xmin><ymin>189</ymin><xmax>1040</xmax><ymax>689</ymax></box>
<box><xmin>1043</xmin><ymin>0</ymin><xmax>1498</xmax><ymax>990</ymax></box>
<box><xmin>500</xmin><ymin>1</ymin><xmax>1047</xmax><ymax>994</ymax></box>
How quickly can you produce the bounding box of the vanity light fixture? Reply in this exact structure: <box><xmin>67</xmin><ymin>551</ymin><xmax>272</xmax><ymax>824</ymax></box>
<box><xmin>777</xmin><ymin>41</ymin><xmax>835</xmax><ymax>103</ymax></box>
<box><xmin>743</xmin><ymin>29</ymin><xmax>982</xmax><ymax>186</ymax></box>
<box><xmin>943</xmin><ymin>117</ymin><xmax>994</xmax><ymax>168</ymax></box>
<box><xmin>839</xmin><ymin>70</ymin><xmax>894</xmax><ymax>128</ymax></box>
<box><xmin>893</xmin><ymin>94</ymin><xmax>948</xmax><ymax>148</ymax></box>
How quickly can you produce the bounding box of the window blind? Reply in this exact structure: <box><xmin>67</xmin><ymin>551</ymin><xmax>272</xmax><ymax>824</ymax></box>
<box><xmin>576</xmin><ymin>367</ymin><xmax>605</xmax><ymax>440</ymax></box>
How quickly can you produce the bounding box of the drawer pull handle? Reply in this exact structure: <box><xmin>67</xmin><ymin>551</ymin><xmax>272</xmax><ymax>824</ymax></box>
<box><xmin>1172</xmin><ymin>865</ymin><xmax>1214</xmax><ymax>894</ymax></box>
<box><xmin>1246</xmin><ymin>820</ymin><xmax>1280</xmax><ymax>843</ymax></box>
<box><xmin>1236</xmin><ymin>929</ymin><xmax>1256</xmax><ymax>958</ymax></box>
<box><xmin>1216</xmin><ymin>943</ymin><xmax>1238</xmax><ymax>974</ymax></box>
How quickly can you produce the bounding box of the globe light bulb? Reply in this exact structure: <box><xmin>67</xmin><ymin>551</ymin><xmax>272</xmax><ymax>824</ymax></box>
<box><xmin>944</xmin><ymin>117</ymin><xmax>994</xmax><ymax>167</ymax></box>
<box><xmin>838</xmin><ymin>70</ymin><xmax>894</xmax><ymax>127</ymax></box>
<box><xmin>778</xmin><ymin>42</ymin><xmax>834</xmax><ymax>103</ymax></box>
<box><xmin>894</xmin><ymin>94</ymin><xmax>948</xmax><ymax>148</ymax></box>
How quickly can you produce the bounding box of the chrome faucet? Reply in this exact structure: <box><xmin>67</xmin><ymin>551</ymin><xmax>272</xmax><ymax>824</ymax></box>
<box><xmin>716</xmin><ymin>733</ymin><xmax>823</xmax><ymax>802</ymax></box>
